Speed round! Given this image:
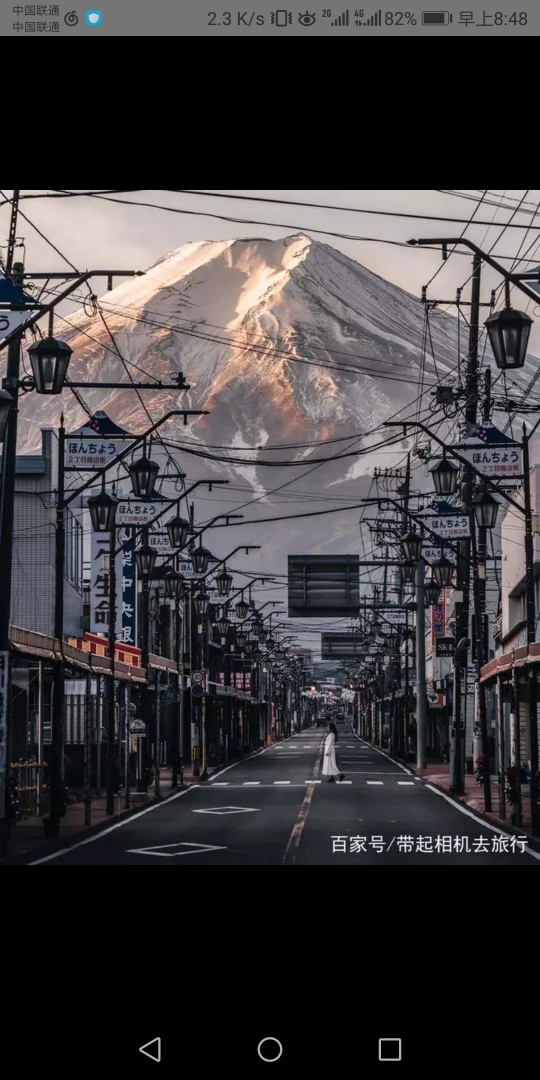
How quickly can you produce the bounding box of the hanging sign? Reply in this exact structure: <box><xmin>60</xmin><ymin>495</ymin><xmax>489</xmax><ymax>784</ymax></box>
<box><xmin>116</xmin><ymin>501</ymin><xmax>160</xmax><ymax>526</ymax></box>
<box><xmin>436</xmin><ymin>637</ymin><xmax>454</xmax><ymax>658</ymax></box>
<box><xmin>65</xmin><ymin>412</ymin><xmax>131</xmax><ymax>470</ymax></box>
<box><xmin>90</xmin><ymin>527</ymin><xmax>138</xmax><ymax>645</ymax></box>
<box><xmin>148</xmin><ymin>533</ymin><xmax>174</xmax><ymax>554</ymax></box>
<box><xmin>382</xmin><ymin>610</ymin><xmax>408</xmax><ymax>626</ymax></box>
<box><xmin>426</xmin><ymin>514</ymin><xmax>470</xmax><ymax>540</ymax></box>
<box><xmin>458</xmin><ymin>446</ymin><xmax>522</xmax><ymax>478</ymax></box>
<box><xmin>176</xmin><ymin>560</ymin><xmax>205</xmax><ymax>580</ymax></box>
<box><xmin>423</xmin><ymin>546</ymin><xmax>457</xmax><ymax>566</ymax></box>
<box><xmin>431</xmin><ymin>593</ymin><xmax>446</xmax><ymax>643</ymax></box>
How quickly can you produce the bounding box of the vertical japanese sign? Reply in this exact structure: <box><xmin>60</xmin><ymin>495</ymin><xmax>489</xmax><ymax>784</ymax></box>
<box><xmin>90</xmin><ymin>529</ymin><xmax>138</xmax><ymax>647</ymax></box>
<box><xmin>0</xmin><ymin>650</ymin><xmax>8</xmax><ymax>776</ymax></box>
<box><xmin>117</xmin><ymin>527</ymin><xmax>137</xmax><ymax>646</ymax></box>
<box><xmin>431</xmin><ymin>590</ymin><xmax>446</xmax><ymax>643</ymax></box>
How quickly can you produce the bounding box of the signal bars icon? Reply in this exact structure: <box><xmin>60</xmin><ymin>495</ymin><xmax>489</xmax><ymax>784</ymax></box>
<box><xmin>331</xmin><ymin>9</ymin><xmax>349</xmax><ymax>22</ymax></box>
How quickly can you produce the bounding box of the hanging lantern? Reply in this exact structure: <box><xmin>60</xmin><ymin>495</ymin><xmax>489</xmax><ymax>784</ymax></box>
<box><xmin>164</xmin><ymin>570</ymin><xmax>185</xmax><ymax>601</ymax></box>
<box><xmin>191</xmin><ymin>545</ymin><xmax>213</xmax><ymax>574</ymax></box>
<box><xmin>128</xmin><ymin>454</ymin><xmax>159</xmax><ymax>498</ymax></box>
<box><xmin>28</xmin><ymin>337</ymin><xmax>72</xmax><ymax>394</ymax></box>
<box><xmin>400</xmin><ymin>562</ymin><xmax>416</xmax><ymax>584</ymax></box>
<box><xmin>166</xmin><ymin>516</ymin><xmax>191</xmax><ymax>549</ymax></box>
<box><xmin>485</xmin><ymin>306</ymin><xmax>532</xmax><ymax>370</ymax></box>
<box><xmin>424</xmin><ymin>581</ymin><xmax>441</xmax><ymax>605</ymax></box>
<box><xmin>216</xmin><ymin>569</ymin><xmax>233</xmax><ymax>597</ymax></box>
<box><xmin>236</xmin><ymin>630</ymin><xmax>247</xmax><ymax>648</ymax></box>
<box><xmin>87</xmin><ymin>490</ymin><xmax>118</xmax><ymax>533</ymax></box>
<box><xmin>216</xmin><ymin>615</ymin><xmax>230</xmax><ymax>636</ymax></box>
<box><xmin>430</xmin><ymin>457</ymin><xmax>459</xmax><ymax>496</ymax></box>
<box><xmin>431</xmin><ymin>555</ymin><xmax>454</xmax><ymax>588</ymax></box>
<box><xmin>472</xmin><ymin>490</ymin><xmax>499</xmax><ymax>529</ymax></box>
<box><xmin>0</xmin><ymin>388</ymin><xmax>13</xmax><ymax>442</ymax></box>
<box><xmin>135</xmin><ymin>544</ymin><xmax>157</xmax><ymax>579</ymax></box>
<box><xmin>235</xmin><ymin>598</ymin><xmax>249</xmax><ymax>619</ymax></box>
<box><xmin>195</xmin><ymin>591</ymin><xmax>210</xmax><ymax>618</ymax></box>
<box><xmin>400</xmin><ymin>531</ymin><xmax>423</xmax><ymax>562</ymax></box>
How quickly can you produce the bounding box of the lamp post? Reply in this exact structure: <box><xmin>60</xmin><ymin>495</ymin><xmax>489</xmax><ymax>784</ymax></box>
<box><xmin>194</xmin><ymin>589</ymin><xmax>210</xmax><ymax>779</ymax></box>
<box><xmin>88</xmin><ymin>487</ymin><xmax>119</xmax><ymax>816</ymax></box>
<box><xmin>135</xmin><ymin>533</ymin><xmax>157</xmax><ymax>792</ymax></box>
<box><xmin>164</xmin><ymin>570</ymin><xmax>185</xmax><ymax>788</ymax></box>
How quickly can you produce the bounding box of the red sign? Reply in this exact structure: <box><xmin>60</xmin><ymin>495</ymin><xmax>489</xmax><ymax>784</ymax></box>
<box><xmin>431</xmin><ymin>591</ymin><xmax>446</xmax><ymax>643</ymax></box>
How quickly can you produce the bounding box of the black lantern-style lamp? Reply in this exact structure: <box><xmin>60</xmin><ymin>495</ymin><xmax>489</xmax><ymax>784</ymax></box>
<box><xmin>370</xmin><ymin>620</ymin><xmax>382</xmax><ymax>638</ymax></box>
<box><xmin>216</xmin><ymin>615</ymin><xmax>230</xmax><ymax>636</ymax></box>
<box><xmin>430</xmin><ymin>457</ymin><xmax>459</xmax><ymax>497</ymax></box>
<box><xmin>424</xmin><ymin>581</ymin><xmax>441</xmax><ymax>605</ymax></box>
<box><xmin>266</xmin><ymin>637</ymin><xmax>276</xmax><ymax>649</ymax></box>
<box><xmin>400</xmin><ymin>531</ymin><xmax>423</xmax><ymax>562</ymax></box>
<box><xmin>216</xmin><ymin>569</ymin><xmax>233</xmax><ymax>597</ymax></box>
<box><xmin>236</xmin><ymin>630</ymin><xmax>247</xmax><ymax>648</ymax></box>
<box><xmin>28</xmin><ymin>337</ymin><xmax>72</xmax><ymax>394</ymax></box>
<box><xmin>259</xmin><ymin>626</ymin><xmax>268</xmax><ymax>642</ymax></box>
<box><xmin>191</xmin><ymin>543</ymin><xmax>212</xmax><ymax>575</ymax></box>
<box><xmin>400</xmin><ymin>562</ymin><xmax>416</xmax><ymax>584</ymax></box>
<box><xmin>235</xmin><ymin>598</ymin><xmax>249</xmax><ymax>619</ymax></box>
<box><xmin>0</xmin><ymin>388</ymin><xmax>13</xmax><ymax>442</ymax></box>
<box><xmin>472</xmin><ymin>490</ymin><xmax>499</xmax><ymax>530</ymax></box>
<box><xmin>128</xmin><ymin>454</ymin><xmax>159</xmax><ymax>498</ymax></box>
<box><xmin>195</xmin><ymin>591</ymin><xmax>210</xmax><ymax>618</ymax></box>
<box><xmin>135</xmin><ymin>544</ymin><xmax>157</xmax><ymax>579</ymax></box>
<box><xmin>166</xmin><ymin>515</ymin><xmax>191</xmax><ymax>549</ymax></box>
<box><xmin>87</xmin><ymin>490</ymin><xmax>118</xmax><ymax>533</ymax></box>
<box><xmin>164</xmin><ymin>570</ymin><xmax>185</xmax><ymax>601</ymax></box>
<box><xmin>485</xmin><ymin>306</ymin><xmax>532</xmax><ymax>370</ymax></box>
<box><xmin>385</xmin><ymin>632</ymin><xmax>399</xmax><ymax>650</ymax></box>
<box><xmin>431</xmin><ymin>555</ymin><xmax>454</xmax><ymax>588</ymax></box>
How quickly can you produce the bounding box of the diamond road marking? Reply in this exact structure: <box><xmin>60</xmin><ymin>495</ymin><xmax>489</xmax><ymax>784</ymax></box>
<box><xmin>126</xmin><ymin>842</ymin><xmax>227</xmax><ymax>857</ymax></box>
<box><xmin>274</xmin><ymin>781</ymin><xmax>290</xmax><ymax>785</ymax></box>
<box><xmin>367</xmin><ymin>781</ymin><xmax>384</xmax><ymax>785</ymax></box>
<box><xmin>397</xmin><ymin>781</ymin><xmax>415</xmax><ymax>785</ymax></box>
<box><xmin>192</xmin><ymin>806</ymin><xmax>260</xmax><ymax>815</ymax></box>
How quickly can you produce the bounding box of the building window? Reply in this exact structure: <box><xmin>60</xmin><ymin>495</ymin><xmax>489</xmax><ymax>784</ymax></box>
<box><xmin>65</xmin><ymin>509</ymin><xmax>83</xmax><ymax>593</ymax></box>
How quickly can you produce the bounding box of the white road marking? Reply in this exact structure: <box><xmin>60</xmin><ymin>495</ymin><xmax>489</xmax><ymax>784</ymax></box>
<box><xmin>30</xmin><ymin>786</ymin><xmax>198</xmax><ymax>864</ymax></box>
<box><xmin>192</xmin><ymin>806</ymin><xmax>259</xmax><ymax>815</ymax></box>
<box><xmin>336</xmin><ymin>780</ymin><xmax>352</xmax><ymax>784</ymax></box>
<box><xmin>367</xmin><ymin>781</ymin><xmax>384</xmax><ymax>785</ymax></box>
<box><xmin>274</xmin><ymin>781</ymin><xmax>291</xmax><ymax>785</ymax></box>
<box><xmin>243</xmin><ymin>782</ymin><xmax>261</xmax><ymax>785</ymax></box>
<box><xmin>212</xmin><ymin>782</ymin><xmax>229</xmax><ymax>786</ymax></box>
<box><xmin>397</xmin><ymin>781</ymin><xmax>415</xmax><ymax>785</ymax></box>
<box><xmin>355</xmin><ymin>736</ymin><xmax>412</xmax><ymax>775</ymax></box>
<box><xmin>305</xmin><ymin>780</ymin><xmax>322</xmax><ymax>784</ymax></box>
<box><xmin>425</xmin><ymin>784</ymin><xmax>540</xmax><ymax>862</ymax></box>
<box><xmin>126</xmin><ymin>841</ymin><xmax>227</xmax><ymax>857</ymax></box>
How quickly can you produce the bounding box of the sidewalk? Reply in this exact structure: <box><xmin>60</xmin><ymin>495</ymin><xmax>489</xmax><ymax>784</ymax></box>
<box><xmin>1</xmin><ymin>763</ymin><xmax>207</xmax><ymax>864</ymax></box>
<box><xmin>407</xmin><ymin>760</ymin><xmax>538</xmax><ymax>844</ymax></box>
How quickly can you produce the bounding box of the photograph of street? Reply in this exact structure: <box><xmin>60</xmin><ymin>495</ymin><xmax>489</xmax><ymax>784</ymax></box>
<box><xmin>1</xmin><ymin>189</ymin><xmax>539</xmax><ymax>867</ymax></box>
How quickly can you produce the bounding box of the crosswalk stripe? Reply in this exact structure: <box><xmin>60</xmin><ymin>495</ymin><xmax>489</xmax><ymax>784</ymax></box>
<box><xmin>212</xmin><ymin>782</ymin><xmax>229</xmax><ymax>786</ymax></box>
<box><xmin>243</xmin><ymin>782</ymin><xmax>260</xmax><ymax>786</ymax></box>
<box><xmin>397</xmin><ymin>781</ymin><xmax>415</xmax><ymax>785</ymax></box>
<box><xmin>274</xmin><ymin>781</ymin><xmax>290</xmax><ymax>785</ymax></box>
<box><xmin>367</xmin><ymin>781</ymin><xmax>384</xmax><ymax>785</ymax></box>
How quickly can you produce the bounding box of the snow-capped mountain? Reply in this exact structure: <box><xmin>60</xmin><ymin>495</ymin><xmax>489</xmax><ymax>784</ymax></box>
<box><xmin>13</xmin><ymin>233</ymin><xmax>540</xmax><ymax>600</ymax></box>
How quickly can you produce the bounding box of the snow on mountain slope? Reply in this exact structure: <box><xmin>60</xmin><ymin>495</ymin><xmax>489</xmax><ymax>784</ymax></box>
<box><xmin>11</xmin><ymin>233</ymin><xmax>540</xmax><ymax>582</ymax></box>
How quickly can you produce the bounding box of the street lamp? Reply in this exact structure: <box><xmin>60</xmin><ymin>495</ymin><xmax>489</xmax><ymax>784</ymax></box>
<box><xmin>216</xmin><ymin>569</ymin><xmax>233</xmax><ymax>597</ymax></box>
<box><xmin>87</xmin><ymin>490</ymin><xmax>118</xmax><ymax>533</ymax></box>
<box><xmin>259</xmin><ymin>626</ymin><xmax>268</xmax><ymax>642</ymax></box>
<box><xmin>135</xmin><ymin>544</ymin><xmax>157</xmax><ymax>579</ymax></box>
<box><xmin>430</xmin><ymin>457</ymin><xmax>459</xmax><ymax>497</ymax></box>
<box><xmin>28</xmin><ymin>337</ymin><xmax>72</xmax><ymax>394</ymax></box>
<box><xmin>424</xmin><ymin>581</ymin><xmax>441</xmax><ymax>605</ymax></box>
<box><xmin>166</xmin><ymin>515</ymin><xmax>191</xmax><ymax>549</ymax></box>
<box><xmin>400</xmin><ymin>562</ymin><xmax>416</xmax><ymax>584</ymax></box>
<box><xmin>0</xmin><ymin>388</ymin><xmax>13</xmax><ymax>442</ymax></box>
<box><xmin>472</xmin><ymin>490</ymin><xmax>499</xmax><ymax>530</ymax></box>
<box><xmin>236</xmin><ymin>629</ymin><xmax>247</xmax><ymax>648</ymax></box>
<box><xmin>266</xmin><ymin>636</ymin><xmax>276</xmax><ymax>649</ymax></box>
<box><xmin>191</xmin><ymin>542</ymin><xmax>213</xmax><ymax>574</ymax></box>
<box><xmin>235</xmin><ymin>597</ymin><xmax>249</xmax><ymax>619</ymax></box>
<box><xmin>370</xmin><ymin>620</ymin><xmax>381</xmax><ymax>638</ymax></box>
<box><xmin>216</xmin><ymin>614</ymin><xmax>230</xmax><ymax>636</ymax></box>
<box><xmin>128</xmin><ymin>453</ymin><xmax>160</xmax><ymax>498</ymax></box>
<box><xmin>400</xmin><ymin>531</ymin><xmax>423</xmax><ymax>562</ymax></box>
<box><xmin>164</xmin><ymin>570</ymin><xmax>185</xmax><ymax>601</ymax></box>
<box><xmin>485</xmin><ymin>306</ymin><xmax>532</xmax><ymax>370</ymax></box>
<box><xmin>431</xmin><ymin>555</ymin><xmax>454</xmax><ymax>588</ymax></box>
<box><xmin>195</xmin><ymin>591</ymin><xmax>210</xmax><ymax>618</ymax></box>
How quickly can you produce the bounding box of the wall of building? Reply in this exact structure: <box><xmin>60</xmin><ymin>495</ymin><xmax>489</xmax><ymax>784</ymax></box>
<box><xmin>11</xmin><ymin>428</ymin><xmax>84</xmax><ymax>638</ymax></box>
<box><xmin>501</xmin><ymin>465</ymin><xmax>540</xmax><ymax>641</ymax></box>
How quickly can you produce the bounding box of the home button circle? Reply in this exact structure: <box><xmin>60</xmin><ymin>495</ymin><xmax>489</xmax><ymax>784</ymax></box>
<box><xmin>257</xmin><ymin>1038</ymin><xmax>283</xmax><ymax>1062</ymax></box>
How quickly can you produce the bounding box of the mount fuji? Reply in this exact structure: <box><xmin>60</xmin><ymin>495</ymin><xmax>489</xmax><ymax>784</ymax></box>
<box><xmin>13</xmin><ymin>233</ymin><xmax>539</xmax><ymax>601</ymax></box>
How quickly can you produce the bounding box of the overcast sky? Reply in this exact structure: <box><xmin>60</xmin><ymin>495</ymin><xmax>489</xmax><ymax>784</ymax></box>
<box><xmin>2</xmin><ymin>189</ymin><xmax>540</xmax><ymax>348</ymax></box>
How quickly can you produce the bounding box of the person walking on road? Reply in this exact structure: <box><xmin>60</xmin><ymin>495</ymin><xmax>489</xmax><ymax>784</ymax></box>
<box><xmin>322</xmin><ymin>721</ymin><xmax>344</xmax><ymax>783</ymax></box>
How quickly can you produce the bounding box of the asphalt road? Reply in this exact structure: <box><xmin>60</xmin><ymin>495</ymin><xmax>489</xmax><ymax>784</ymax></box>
<box><xmin>28</xmin><ymin>725</ymin><xmax>540</xmax><ymax>865</ymax></box>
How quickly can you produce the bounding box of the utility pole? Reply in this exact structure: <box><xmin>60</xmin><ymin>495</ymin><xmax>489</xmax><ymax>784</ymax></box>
<box><xmin>0</xmin><ymin>191</ymin><xmax>21</xmax><ymax>854</ymax></box>
<box><xmin>450</xmin><ymin>252</ymin><xmax>481</xmax><ymax>795</ymax></box>
<box><xmin>400</xmin><ymin>454</ymin><xmax>411</xmax><ymax>759</ymax></box>
<box><xmin>415</xmin><ymin>556</ymin><xmax>427</xmax><ymax>769</ymax></box>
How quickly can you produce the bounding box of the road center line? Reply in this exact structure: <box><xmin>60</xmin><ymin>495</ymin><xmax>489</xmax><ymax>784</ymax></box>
<box><xmin>282</xmin><ymin>742</ymin><xmax>324</xmax><ymax>866</ymax></box>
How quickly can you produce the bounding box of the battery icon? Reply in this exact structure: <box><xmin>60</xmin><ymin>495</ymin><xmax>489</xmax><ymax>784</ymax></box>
<box><xmin>422</xmin><ymin>10</ymin><xmax>452</xmax><ymax>22</ymax></box>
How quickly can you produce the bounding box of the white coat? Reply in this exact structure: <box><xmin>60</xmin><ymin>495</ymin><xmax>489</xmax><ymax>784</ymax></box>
<box><xmin>322</xmin><ymin>732</ymin><xmax>340</xmax><ymax>777</ymax></box>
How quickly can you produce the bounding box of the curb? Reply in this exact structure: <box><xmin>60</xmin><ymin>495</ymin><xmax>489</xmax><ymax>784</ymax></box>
<box><xmin>1</xmin><ymin>735</ymin><xmax>300</xmax><ymax>865</ymax></box>
<box><xmin>358</xmin><ymin>736</ymin><xmax>540</xmax><ymax>853</ymax></box>
<box><xmin>1</xmin><ymin>781</ymin><xmax>200</xmax><ymax>866</ymax></box>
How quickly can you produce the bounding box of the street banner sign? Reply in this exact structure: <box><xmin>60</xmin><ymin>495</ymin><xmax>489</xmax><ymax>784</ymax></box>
<box><xmin>382</xmin><ymin>610</ymin><xmax>408</xmax><ymax>626</ymax></box>
<box><xmin>65</xmin><ymin>411</ymin><xmax>132</xmax><ymax>470</ymax></box>
<box><xmin>431</xmin><ymin>593</ymin><xmax>446</xmax><ymax>643</ymax></box>
<box><xmin>0</xmin><ymin>276</ymin><xmax>37</xmax><ymax>343</ymax></box>
<box><xmin>436</xmin><ymin>637</ymin><xmax>454</xmax><ymax>658</ymax></box>
<box><xmin>117</xmin><ymin>500</ymin><xmax>161</xmax><ymax>526</ymax></box>
<box><xmin>426</xmin><ymin>513</ymin><xmax>470</xmax><ymax>540</ymax></box>
<box><xmin>148</xmin><ymin>533</ymin><xmax>174</xmax><ymax>555</ymax></box>
<box><xmin>176</xmin><ymin>560</ymin><xmax>205</xmax><ymax>581</ymax></box>
<box><xmin>458</xmin><ymin>445</ymin><xmax>522</xmax><ymax>479</ymax></box>
<box><xmin>90</xmin><ymin>525</ymin><xmax>138</xmax><ymax>645</ymax></box>
<box><xmin>427</xmin><ymin>692</ymin><xmax>445</xmax><ymax>708</ymax></box>
<box><xmin>423</xmin><ymin>545</ymin><xmax>457</xmax><ymax>565</ymax></box>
